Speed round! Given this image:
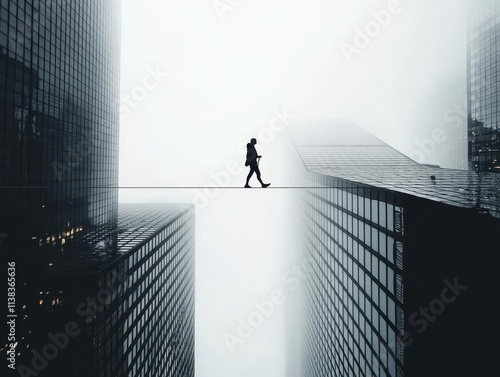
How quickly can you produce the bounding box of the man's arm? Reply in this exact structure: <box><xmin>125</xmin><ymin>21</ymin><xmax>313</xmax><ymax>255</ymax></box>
<box><xmin>248</xmin><ymin>146</ymin><xmax>259</xmax><ymax>162</ymax></box>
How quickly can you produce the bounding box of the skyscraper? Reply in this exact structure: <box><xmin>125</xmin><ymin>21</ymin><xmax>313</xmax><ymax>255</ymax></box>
<box><xmin>467</xmin><ymin>0</ymin><xmax>500</xmax><ymax>172</ymax></box>
<box><xmin>29</xmin><ymin>204</ymin><xmax>195</xmax><ymax>377</ymax></box>
<box><xmin>0</xmin><ymin>2</ymin><xmax>195</xmax><ymax>376</ymax></box>
<box><xmin>294</xmin><ymin>123</ymin><xmax>500</xmax><ymax>377</ymax></box>
<box><xmin>0</xmin><ymin>0</ymin><xmax>121</xmax><ymax>237</ymax></box>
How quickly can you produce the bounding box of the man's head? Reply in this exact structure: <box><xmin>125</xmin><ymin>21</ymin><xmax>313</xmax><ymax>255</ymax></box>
<box><xmin>250</xmin><ymin>138</ymin><xmax>257</xmax><ymax>145</ymax></box>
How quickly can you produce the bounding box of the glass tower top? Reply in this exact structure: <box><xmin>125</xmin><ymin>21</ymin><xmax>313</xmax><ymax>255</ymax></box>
<box><xmin>294</xmin><ymin>123</ymin><xmax>500</xmax><ymax>218</ymax></box>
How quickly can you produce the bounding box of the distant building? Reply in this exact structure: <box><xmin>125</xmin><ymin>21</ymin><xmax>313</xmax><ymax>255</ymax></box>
<box><xmin>294</xmin><ymin>123</ymin><xmax>500</xmax><ymax>377</ymax></box>
<box><xmin>28</xmin><ymin>204</ymin><xmax>195</xmax><ymax>377</ymax></box>
<box><xmin>445</xmin><ymin>126</ymin><xmax>467</xmax><ymax>171</ymax></box>
<box><xmin>467</xmin><ymin>0</ymin><xmax>500</xmax><ymax>172</ymax></box>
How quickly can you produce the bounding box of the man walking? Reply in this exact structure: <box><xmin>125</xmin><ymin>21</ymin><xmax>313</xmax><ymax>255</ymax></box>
<box><xmin>244</xmin><ymin>138</ymin><xmax>271</xmax><ymax>188</ymax></box>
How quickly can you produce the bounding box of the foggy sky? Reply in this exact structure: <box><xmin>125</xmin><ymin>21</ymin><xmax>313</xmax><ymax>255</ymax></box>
<box><xmin>118</xmin><ymin>1</ymin><xmax>467</xmax><ymax>376</ymax></box>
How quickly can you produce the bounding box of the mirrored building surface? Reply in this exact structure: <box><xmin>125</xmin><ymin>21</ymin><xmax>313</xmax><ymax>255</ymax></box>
<box><xmin>0</xmin><ymin>2</ymin><xmax>195</xmax><ymax>376</ymax></box>
<box><xmin>28</xmin><ymin>204</ymin><xmax>195</xmax><ymax>377</ymax></box>
<box><xmin>294</xmin><ymin>123</ymin><xmax>500</xmax><ymax>377</ymax></box>
<box><xmin>468</xmin><ymin>0</ymin><xmax>500</xmax><ymax>172</ymax></box>
<box><xmin>0</xmin><ymin>0</ymin><xmax>121</xmax><ymax>237</ymax></box>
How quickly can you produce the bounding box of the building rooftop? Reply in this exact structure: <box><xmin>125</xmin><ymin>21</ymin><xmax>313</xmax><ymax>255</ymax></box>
<box><xmin>44</xmin><ymin>203</ymin><xmax>193</xmax><ymax>275</ymax></box>
<box><xmin>293</xmin><ymin>122</ymin><xmax>500</xmax><ymax>218</ymax></box>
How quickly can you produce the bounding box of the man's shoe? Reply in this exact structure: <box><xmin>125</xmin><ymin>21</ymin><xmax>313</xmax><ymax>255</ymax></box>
<box><xmin>245</xmin><ymin>184</ymin><xmax>251</xmax><ymax>188</ymax></box>
<box><xmin>262</xmin><ymin>183</ymin><xmax>271</xmax><ymax>188</ymax></box>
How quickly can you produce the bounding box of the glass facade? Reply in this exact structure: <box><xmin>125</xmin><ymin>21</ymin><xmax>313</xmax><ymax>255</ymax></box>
<box><xmin>14</xmin><ymin>204</ymin><xmax>195</xmax><ymax>377</ymax></box>
<box><xmin>295</xmin><ymin>129</ymin><xmax>500</xmax><ymax>218</ymax></box>
<box><xmin>302</xmin><ymin>179</ymin><xmax>403</xmax><ymax>377</ymax></box>
<box><xmin>467</xmin><ymin>0</ymin><xmax>500</xmax><ymax>172</ymax></box>
<box><xmin>80</xmin><ymin>204</ymin><xmax>195</xmax><ymax>377</ymax></box>
<box><xmin>0</xmin><ymin>0</ymin><xmax>121</xmax><ymax>238</ymax></box>
<box><xmin>296</xmin><ymin>124</ymin><xmax>500</xmax><ymax>376</ymax></box>
<box><xmin>1</xmin><ymin>2</ymin><xmax>196</xmax><ymax>376</ymax></box>
<box><xmin>117</xmin><ymin>205</ymin><xmax>195</xmax><ymax>377</ymax></box>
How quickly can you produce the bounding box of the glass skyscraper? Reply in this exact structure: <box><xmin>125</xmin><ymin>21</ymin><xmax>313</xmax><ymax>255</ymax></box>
<box><xmin>467</xmin><ymin>0</ymin><xmax>500</xmax><ymax>172</ymax></box>
<box><xmin>1</xmin><ymin>1</ymin><xmax>195</xmax><ymax>376</ymax></box>
<box><xmin>294</xmin><ymin>123</ymin><xmax>500</xmax><ymax>377</ymax></box>
<box><xmin>0</xmin><ymin>0</ymin><xmax>121</xmax><ymax>237</ymax></box>
<box><xmin>36</xmin><ymin>204</ymin><xmax>195</xmax><ymax>377</ymax></box>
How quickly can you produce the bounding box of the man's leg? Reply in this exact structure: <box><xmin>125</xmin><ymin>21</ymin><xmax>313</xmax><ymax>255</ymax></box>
<box><xmin>255</xmin><ymin>167</ymin><xmax>270</xmax><ymax>188</ymax></box>
<box><xmin>245</xmin><ymin>167</ymin><xmax>255</xmax><ymax>187</ymax></box>
<box><xmin>257</xmin><ymin>167</ymin><xmax>271</xmax><ymax>188</ymax></box>
<box><xmin>255</xmin><ymin>166</ymin><xmax>264</xmax><ymax>185</ymax></box>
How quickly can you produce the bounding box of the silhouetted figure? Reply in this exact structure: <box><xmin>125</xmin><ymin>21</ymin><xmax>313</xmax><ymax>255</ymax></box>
<box><xmin>245</xmin><ymin>138</ymin><xmax>271</xmax><ymax>188</ymax></box>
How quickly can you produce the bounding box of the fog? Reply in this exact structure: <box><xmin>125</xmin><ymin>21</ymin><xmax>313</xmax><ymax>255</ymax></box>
<box><xmin>118</xmin><ymin>1</ymin><xmax>467</xmax><ymax>376</ymax></box>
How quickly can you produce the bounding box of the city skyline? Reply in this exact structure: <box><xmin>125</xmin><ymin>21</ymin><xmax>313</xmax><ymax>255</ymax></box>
<box><xmin>3</xmin><ymin>1</ymin><xmax>498</xmax><ymax>376</ymax></box>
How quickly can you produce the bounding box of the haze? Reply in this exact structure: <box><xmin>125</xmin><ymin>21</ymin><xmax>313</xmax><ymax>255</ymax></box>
<box><xmin>118</xmin><ymin>1</ymin><xmax>467</xmax><ymax>376</ymax></box>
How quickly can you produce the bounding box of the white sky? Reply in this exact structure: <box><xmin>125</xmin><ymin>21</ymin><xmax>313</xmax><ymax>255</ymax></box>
<box><xmin>118</xmin><ymin>1</ymin><xmax>467</xmax><ymax>376</ymax></box>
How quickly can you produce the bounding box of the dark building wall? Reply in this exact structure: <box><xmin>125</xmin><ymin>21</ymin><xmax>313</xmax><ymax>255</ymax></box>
<box><xmin>402</xmin><ymin>198</ymin><xmax>500</xmax><ymax>376</ymax></box>
<box><xmin>15</xmin><ymin>206</ymin><xmax>196</xmax><ymax>377</ymax></box>
<box><xmin>1</xmin><ymin>1</ymin><xmax>122</xmax><ymax>375</ymax></box>
<box><xmin>301</xmin><ymin>172</ymin><xmax>500</xmax><ymax>377</ymax></box>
